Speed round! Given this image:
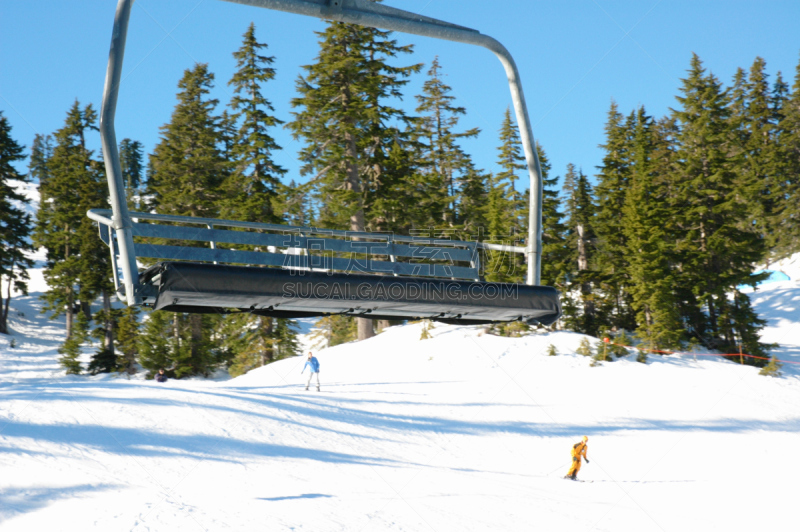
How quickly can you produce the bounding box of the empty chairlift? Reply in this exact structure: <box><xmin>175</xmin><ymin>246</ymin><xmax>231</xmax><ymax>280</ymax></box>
<box><xmin>89</xmin><ymin>0</ymin><xmax>561</xmax><ymax>326</ymax></box>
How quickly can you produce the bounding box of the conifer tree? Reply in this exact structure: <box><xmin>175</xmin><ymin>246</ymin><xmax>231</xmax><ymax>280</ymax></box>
<box><xmin>138</xmin><ymin>310</ymin><xmax>175</xmax><ymax>377</ymax></box>
<box><xmin>115</xmin><ymin>305</ymin><xmax>140</xmax><ymax>374</ymax></box>
<box><xmin>593</xmin><ymin>102</ymin><xmax>636</xmax><ymax>331</ymax></box>
<box><xmin>289</xmin><ymin>21</ymin><xmax>419</xmax><ymax>341</ymax></box>
<box><xmin>562</xmin><ymin>164</ymin><xmax>597</xmax><ymax>334</ymax></box>
<box><xmin>774</xmin><ymin>53</ymin><xmax>800</xmax><ymax>257</ymax></box>
<box><xmin>409</xmin><ymin>57</ymin><xmax>479</xmax><ymax>228</ymax></box>
<box><xmin>485</xmin><ymin>109</ymin><xmax>525</xmax><ymax>282</ymax></box>
<box><xmin>34</xmin><ymin>101</ymin><xmax>110</xmax><ymax>338</ymax></box>
<box><xmin>59</xmin><ymin>310</ymin><xmax>89</xmax><ymax>374</ymax></box>
<box><xmin>28</xmin><ymin>134</ymin><xmax>53</xmax><ymax>188</ymax></box>
<box><xmin>224</xmin><ymin>22</ymin><xmax>286</xmax><ymax>223</ymax></box>
<box><xmin>670</xmin><ymin>54</ymin><xmax>769</xmax><ymax>357</ymax></box>
<box><xmin>148</xmin><ymin>63</ymin><xmax>229</xmax><ymax>375</ymax></box>
<box><xmin>531</xmin><ymin>143</ymin><xmax>569</xmax><ymax>293</ymax></box>
<box><xmin>119</xmin><ymin>138</ymin><xmax>144</xmax><ymax>208</ymax></box>
<box><xmin>623</xmin><ymin>110</ymin><xmax>683</xmax><ymax>350</ymax></box>
<box><xmin>0</xmin><ymin>112</ymin><xmax>35</xmax><ymax>334</ymax></box>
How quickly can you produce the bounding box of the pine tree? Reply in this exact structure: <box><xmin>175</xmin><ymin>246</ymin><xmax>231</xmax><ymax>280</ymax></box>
<box><xmin>34</xmin><ymin>101</ymin><xmax>111</xmax><ymax>338</ymax></box>
<box><xmin>774</xmin><ymin>53</ymin><xmax>800</xmax><ymax>257</ymax></box>
<box><xmin>224</xmin><ymin>314</ymin><xmax>299</xmax><ymax>377</ymax></box>
<box><xmin>485</xmin><ymin>109</ymin><xmax>525</xmax><ymax>283</ymax></box>
<box><xmin>670</xmin><ymin>54</ymin><xmax>769</xmax><ymax>357</ymax></box>
<box><xmin>28</xmin><ymin>134</ymin><xmax>53</xmax><ymax>188</ymax></box>
<box><xmin>59</xmin><ymin>310</ymin><xmax>89</xmax><ymax>374</ymax></box>
<box><xmin>622</xmin><ymin>109</ymin><xmax>684</xmax><ymax>351</ymax></box>
<box><xmin>138</xmin><ymin>310</ymin><xmax>175</xmax><ymax>377</ymax></box>
<box><xmin>223</xmin><ymin>22</ymin><xmax>286</xmax><ymax>224</ymax></box>
<box><xmin>534</xmin><ymin>143</ymin><xmax>569</xmax><ymax>293</ymax></box>
<box><xmin>119</xmin><ymin>138</ymin><xmax>144</xmax><ymax>208</ymax></box>
<box><xmin>562</xmin><ymin>164</ymin><xmax>597</xmax><ymax>334</ymax></box>
<box><xmin>0</xmin><ymin>112</ymin><xmax>35</xmax><ymax>335</ymax></box>
<box><xmin>288</xmin><ymin>21</ymin><xmax>419</xmax><ymax>341</ymax></box>
<box><xmin>593</xmin><ymin>102</ymin><xmax>636</xmax><ymax>331</ymax></box>
<box><xmin>148</xmin><ymin>64</ymin><xmax>229</xmax><ymax>376</ymax></box>
<box><xmin>115</xmin><ymin>305</ymin><xmax>140</xmax><ymax>374</ymax></box>
<box><xmin>409</xmin><ymin>57</ymin><xmax>479</xmax><ymax>229</ymax></box>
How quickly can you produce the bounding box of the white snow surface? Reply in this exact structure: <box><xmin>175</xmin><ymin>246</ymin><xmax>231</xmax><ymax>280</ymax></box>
<box><xmin>2</xmin><ymin>260</ymin><xmax>800</xmax><ymax>531</ymax></box>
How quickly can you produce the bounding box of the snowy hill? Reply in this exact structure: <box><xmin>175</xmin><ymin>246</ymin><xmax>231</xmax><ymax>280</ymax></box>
<box><xmin>2</xmin><ymin>258</ymin><xmax>800</xmax><ymax>531</ymax></box>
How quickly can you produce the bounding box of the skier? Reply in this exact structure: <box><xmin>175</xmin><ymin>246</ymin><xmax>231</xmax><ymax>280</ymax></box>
<box><xmin>301</xmin><ymin>352</ymin><xmax>320</xmax><ymax>391</ymax></box>
<box><xmin>565</xmin><ymin>435</ymin><xmax>589</xmax><ymax>480</ymax></box>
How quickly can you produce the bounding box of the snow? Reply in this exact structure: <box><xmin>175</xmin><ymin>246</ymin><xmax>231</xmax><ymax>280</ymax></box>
<box><xmin>2</xmin><ymin>257</ymin><xmax>800</xmax><ymax>531</ymax></box>
<box><xmin>3</xmin><ymin>177</ymin><xmax>800</xmax><ymax>530</ymax></box>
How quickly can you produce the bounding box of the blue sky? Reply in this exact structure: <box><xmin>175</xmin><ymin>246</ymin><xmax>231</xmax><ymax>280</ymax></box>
<box><xmin>2</xmin><ymin>0</ymin><xmax>799</xmax><ymax>193</ymax></box>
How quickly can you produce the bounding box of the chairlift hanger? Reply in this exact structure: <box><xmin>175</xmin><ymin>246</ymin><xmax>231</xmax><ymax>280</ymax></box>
<box><xmin>90</xmin><ymin>0</ymin><xmax>560</xmax><ymax>326</ymax></box>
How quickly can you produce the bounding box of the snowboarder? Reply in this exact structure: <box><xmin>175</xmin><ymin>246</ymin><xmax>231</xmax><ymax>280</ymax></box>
<box><xmin>301</xmin><ymin>352</ymin><xmax>320</xmax><ymax>391</ymax></box>
<box><xmin>565</xmin><ymin>435</ymin><xmax>589</xmax><ymax>480</ymax></box>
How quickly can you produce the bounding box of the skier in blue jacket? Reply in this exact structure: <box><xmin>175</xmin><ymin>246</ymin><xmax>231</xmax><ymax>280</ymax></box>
<box><xmin>301</xmin><ymin>352</ymin><xmax>320</xmax><ymax>391</ymax></box>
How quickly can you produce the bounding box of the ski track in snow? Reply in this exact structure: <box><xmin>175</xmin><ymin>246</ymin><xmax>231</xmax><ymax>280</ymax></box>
<box><xmin>2</xmin><ymin>245</ymin><xmax>800</xmax><ymax>529</ymax></box>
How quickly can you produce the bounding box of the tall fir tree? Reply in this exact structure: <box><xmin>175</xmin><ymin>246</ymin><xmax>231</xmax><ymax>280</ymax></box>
<box><xmin>148</xmin><ymin>64</ymin><xmax>229</xmax><ymax>376</ymax></box>
<box><xmin>118</xmin><ymin>138</ymin><xmax>144</xmax><ymax>208</ymax></box>
<box><xmin>622</xmin><ymin>109</ymin><xmax>684</xmax><ymax>350</ymax></box>
<box><xmin>28</xmin><ymin>134</ymin><xmax>53</xmax><ymax>188</ymax></box>
<box><xmin>34</xmin><ymin>101</ymin><xmax>111</xmax><ymax>342</ymax></box>
<box><xmin>592</xmin><ymin>102</ymin><xmax>636</xmax><ymax>331</ymax></box>
<box><xmin>535</xmin><ymin>143</ymin><xmax>569</xmax><ymax>294</ymax></box>
<box><xmin>288</xmin><ymin>21</ymin><xmax>419</xmax><ymax>341</ymax></box>
<box><xmin>0</xmin><ymin>112</ymin><xmax>35</xmax><ymax>334</ymax></box>
<box><xmin>670</xmin><ymin>54</ymin><xmax>770</xmax><ymax>360</ymax></box>
<box><xmin>409</xmin><ymin>57</ymin><xmax>480</xmax><ymax>229</ymax></box>
<box><xmin>774</xmin><ymin>52</ymin><xmax>800</xmax><ymax>258</ymax></box>
<box><xmin>485</xmin><ymin>108</ymin><xmax>525</xmax><ymax>282</ymax></box>
<box><xmin>561</xmin><ymin>164</ymin><xmax>597</xmax><ymax>334</ymax></box>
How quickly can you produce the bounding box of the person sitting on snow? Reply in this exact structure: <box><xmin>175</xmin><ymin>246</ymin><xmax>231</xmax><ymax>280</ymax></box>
<box><xmin>565</xmin><ymin>435</ymin><xmax>589</xmax><ymax>480</ymax></box>
<box><xmin>301</xmin><ymin>352</ymin><xmax>320</xmax><ymax>391</ymax></box>
<box><xmin>156</xmin><ymin>369</ymin><xmax>168</xmax><ymax>383</ymax></box>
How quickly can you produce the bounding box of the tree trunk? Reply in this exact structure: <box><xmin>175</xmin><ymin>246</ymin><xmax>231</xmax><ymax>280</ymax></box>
<box><xmin>376</xmin><ymin>319</ymin><xmax>390</xmax><ymax>333</ymax></box>
<box><xmin>102</xmin><ymin>289</ymin><xmax>114</xmax><ymax>356</ymax></box>
<box><xmin>190</xmin><ymin>314</ymin><xmax>203</xmax><ymax>374</ymax></box>
<box><xmin>260</xmin><ymin>316</ymin><xmax>274</xmax><ymax>364</ymax></box>
<box><xmin>0</xmin><ymin>277</ymin><xmax>8</xmax><ymax>335</ymax></box>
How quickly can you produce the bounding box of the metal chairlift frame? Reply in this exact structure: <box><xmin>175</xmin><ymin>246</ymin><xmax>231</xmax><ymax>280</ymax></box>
<box><xmin>93</xmin><ymin>0</ymin><xmax>546</xmax><ymax>314</ymax></box>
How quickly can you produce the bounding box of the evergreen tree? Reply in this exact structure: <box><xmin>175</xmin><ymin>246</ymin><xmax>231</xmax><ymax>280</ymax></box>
<box><xmin>58</xmin><ymin>310</ymin><xmax>89</xmax><ymax>374</ymax></box>
<box><xmin>0</xmin><ymin>112</ymin><xmax>35</xmax><ymax>335</ymax></box>
<box><xmin>115</xmin><ymin>305</ymin><xmax>140</xmax><ymax>374</ymax></box>
<box><xmin>485</xmin><ymin>109</ymin><xmax>525</xmax><ymax>283</ymax></box>
<box><xmin>138</xmin><ymin>310</ymin><xmax>175</xmax><ymax>377</ymax></box>
<box><xmin>119</xmin><ymin>138</ymin><xmax>144</xmax><ymax>208</ymax></box>
<box><xmin>593</xmin><ymin>102</ymin><xmax>636</xmax><ymax>331</ymax></box>
<box><xmin>622</xmin><ymin>110</ymin><xmax>683</xmax><ymax>350</ymax></box>
<box><xmin>148</xmin><ymin>63</ymin><xmax>229</xmax><ymax>376</ymax></box>
<box><xmin>223</xmin><ymin>313</ymin><xmax>300</xmax><ymax>377</ymax></box>
<box><xmin>28</xmin><ymin>134</ymin><xmax>53</xmax><ymax>188</ymax></box>
<box><xmin>223</xmin><ymin>22</ymin><xmax>286</xmax><ymax>224</ymax></box>
<box><xmin>533</xmin><ymin>143</ymin><xmax>569</xmax><ymax>293</ymax></box>
<box><xmin>409</xmin><ymin>57</ymin><xmax>479</xmax><ymax>228</ymax></box>
<box><xmin>34</xmin><ymin>101</ymin><xmax>111</xmax><ymax>338</ymax></box>
<box><xmin>288</xmin><ymin>21</ymin><xmax>419</xmax><ymax>341</ymax></box>
<box><xmin>562</xmin><ymin>164</ymin><xmax>597</xmax><ymax>334</ymax></box>
<box><xmin>774</xmin><ymin>53</ymin><xmax>800</xmax><ymax>257</ymax></box>
<box><xmin>670</xmin><ymin>54</ymin><xmax>770</xmax><ymax>358</ymax></box>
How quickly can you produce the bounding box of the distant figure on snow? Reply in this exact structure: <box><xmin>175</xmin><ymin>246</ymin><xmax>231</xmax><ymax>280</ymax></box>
<box><xmin>301</xmin><ymin>352</ymin><xmax>320</xmax><ymax>391</ymax></box>
<box><xmin>156</xmin><ymin>369</ymin><xmax>168</xmax><ymax>383</ymax></box>
<box><xmin>565</xmin><ymin>436</ymin><xmax>589</xmax><ymax>481</ymax></box>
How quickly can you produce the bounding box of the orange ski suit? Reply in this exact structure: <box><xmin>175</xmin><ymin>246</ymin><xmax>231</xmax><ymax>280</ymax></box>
<box><xmin>566</xmin><ymin>440</ymin><xmax>588</xmax><ymax>478</ymax></box>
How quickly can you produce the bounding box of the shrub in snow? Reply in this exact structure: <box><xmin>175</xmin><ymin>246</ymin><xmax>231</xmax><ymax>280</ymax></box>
<box><xmin>546</xmin><ymin>344</ymin><xmax>558</xmax><ymax>356</ymax></box>
<box><xmin>576</xmin><ymin>338</ymin><xmax>593</xmax><ymax>357</ymax></box>
<box><xmin>419</xmin><ymin>319</ymin><xmax>433</xmax><ymax>340</ymax></box>
<box><xmin>759</xmin><ymin>356</ymin><xmax>782</xmax><ymax>377</ymax></box>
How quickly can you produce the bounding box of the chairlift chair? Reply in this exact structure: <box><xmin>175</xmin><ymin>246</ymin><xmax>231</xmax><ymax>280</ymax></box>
<box><xmin>90</xmin><ymin>0</ymin><xmax>561</xmax><ymax>326</ymax></box>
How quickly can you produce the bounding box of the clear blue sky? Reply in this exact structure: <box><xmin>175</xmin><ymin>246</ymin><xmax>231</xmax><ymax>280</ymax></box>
<box><xmin>2</xmin><ymin>0</ymin><xmax>799</xmax><ymax>193</ymax></box>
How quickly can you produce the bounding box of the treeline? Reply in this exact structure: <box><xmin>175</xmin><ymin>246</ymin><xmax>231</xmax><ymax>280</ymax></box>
<box><xmin>1</xmin><ymin>20</ymin><xmax>798</xmax><ymax>376</ymax></box>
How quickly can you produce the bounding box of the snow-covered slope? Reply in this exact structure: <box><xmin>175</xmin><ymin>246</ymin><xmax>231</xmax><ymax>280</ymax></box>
<box><xmin>2</xmin><ymin>263</ymin><xmax>800</xmax><ymax>531</ymax></box>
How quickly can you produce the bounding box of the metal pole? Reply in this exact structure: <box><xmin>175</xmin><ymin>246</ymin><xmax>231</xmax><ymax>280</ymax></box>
<box><xmin>221</xmin><ymin>0</ymin><xmax>543</xmax><ymax>285</ymax></box>
<box><xmin>99</xmin><ymin>0</ymin><xmax>140</xmax><ymax>304</ymax></box>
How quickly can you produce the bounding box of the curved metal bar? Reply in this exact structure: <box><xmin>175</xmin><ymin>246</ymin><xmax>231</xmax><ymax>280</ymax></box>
<box><xmin>99</xmin><ymin>0</ymin><xmax>140</xmax><ymax>304</ymax></box>
<box><xmin>221</xmin><ymin>0</ymin><xmax>544</xmax><ymax>284</ymax></box>
<box><xmin>98</xmin><ymin>0</ymin><xmax>544</xmax><ymax>309</ymax></box>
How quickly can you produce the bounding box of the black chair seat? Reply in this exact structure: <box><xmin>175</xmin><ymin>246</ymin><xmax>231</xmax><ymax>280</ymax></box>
<box><xmin>140</xmin><ymin>262</ymin><xmax>562</xmax><ymax>325</ymax></box>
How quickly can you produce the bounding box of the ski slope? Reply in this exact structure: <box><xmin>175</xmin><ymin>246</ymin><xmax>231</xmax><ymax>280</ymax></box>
<box><xmin>2</xmin><ymin>259</ymin><xmax>799</xmax><ymax>532</ymax></box>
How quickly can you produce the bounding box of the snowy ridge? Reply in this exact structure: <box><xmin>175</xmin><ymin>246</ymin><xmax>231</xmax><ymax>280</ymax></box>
<box><xmin>2</xmin><ymin>270</ymin><xmax>800</xmax><ymax>530</ymax></box>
